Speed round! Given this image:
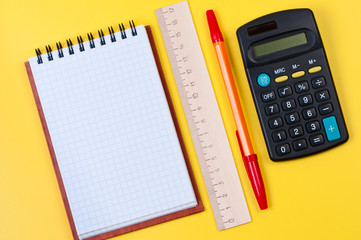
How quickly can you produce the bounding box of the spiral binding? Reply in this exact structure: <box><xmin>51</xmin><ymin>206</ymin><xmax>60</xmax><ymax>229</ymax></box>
<box><xmin>35</xmin><ymin>20</ymin><xmax>137</xmax><ymax>64</ymax></box>
<box><xmin>56</xmin><ymin>42</ymin><xmax>64</xmax><ymax>58</ymax></box>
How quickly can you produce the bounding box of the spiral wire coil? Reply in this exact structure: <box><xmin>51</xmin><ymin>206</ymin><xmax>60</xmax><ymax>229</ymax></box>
<box><xmin>35</xmin><ymin>20</ymin><xmax>137</xmax><ymax>64</ymax></box>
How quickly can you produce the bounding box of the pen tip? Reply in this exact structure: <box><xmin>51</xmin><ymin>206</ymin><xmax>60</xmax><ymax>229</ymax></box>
<box><xmin>259</xmin><ymin>200</ymin><xmax>268</xmax><ymax>210</ymax></box>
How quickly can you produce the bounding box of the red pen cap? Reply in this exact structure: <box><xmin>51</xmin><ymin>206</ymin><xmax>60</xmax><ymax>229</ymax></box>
<box><xmin>206</xmin><ymin>10</ymin><xmax>224</xmax><ymax>43</ymax></box>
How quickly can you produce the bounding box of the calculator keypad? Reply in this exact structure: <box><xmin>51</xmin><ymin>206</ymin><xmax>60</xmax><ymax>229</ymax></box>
<box><xmin>315</xmin><ymin>90</ymin><xmax>330</xmax><ymax>102</ymax></box>
<box><xmin>249</xmin><ymin>52</ymin><xmax>348</xmax><ymax>161</ymax></box>
<box><xmin>319</xmin><ymin>103</ymin><xmax>333</xmax><ymax>115</ymax></box>
<box><xmin>302</xmin><ymin>107</ymin><xmax>317</xmax><ymax>120</ymax></box>
<box><xmin>289</xmin><ymin>125</ymin><xmax>304</xmax><ymax>138</ymax></box>
<box><xmin>281</xmin><ymin>99</ymin><xmax>296</xmax><ymax>111</ymax></box>
<box><xmin>276</xmin><ymin>143</ymin><xmax>291</xmax><ymax>155</ymax></box>
<box><xmin>265</xmin><ymin>103</ymin><xmax>279</xmax><ymax>116</ymax></box>
<box><xmin>295</xmin><ymin>81</ymin><xmax>309</xmax><ymax>93</ymax></box>
<box><xmin>272</xmin><ymin>130</ymin><xmax>287</xmax><ymax>142</ymax></box>
<box><xmin>238</xmin><ymin>11</ymin><xmax>349</xmax><ymax>161</ymax></box>
<box><xmin>311</xmin><ymin>77</ymin><xmax>326</xmax><ymax>88</ymax></box>
<box><xmin>285</xmin><ymin>112</ymin><xmax>300</xmax><ymax>124</ymax></box>
<box><xmin>310</xmin><ymin>134</ymin><xmax>324</xmax><ymax>146</ymax></box>
<box><xmin>278</xmin><ymin>85</ymin><xmax>292</xmax><ymax>97</ymax></box>
<box><xmin>269</xmin><ymin>117</ymin><xmax>283</xmax><ymax>129</ymax></box>
<box><xmin>306</xmin><ymin>120</ymin><xmax>321</xmax><ymax>133</ymax></box>
<box><xmin>262</xmin><ymin>91</ymin><xmax>276</xmax><ymax>102</ymax></box>
<box><xmin>298</xmin><ymin>94</ymin><xmax>313</xmax><ymax>106</ymax></box>
<box><xmin>292</xmin><ymin>138</ymin><xmax>307</xmax><ymax>151</ymax></box>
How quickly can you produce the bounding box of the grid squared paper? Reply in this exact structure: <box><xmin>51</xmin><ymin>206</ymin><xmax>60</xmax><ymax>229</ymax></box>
<box><xmin>29</xmin><ymin>25</ymin><xmax>197</xmax><ymax>239</ymax></box>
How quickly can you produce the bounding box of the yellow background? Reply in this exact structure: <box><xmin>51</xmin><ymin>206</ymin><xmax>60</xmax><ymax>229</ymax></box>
<box><xmin>1</xmin><ymin>0</ymin><xmax>360</xmax><ymax>239</ymax></box>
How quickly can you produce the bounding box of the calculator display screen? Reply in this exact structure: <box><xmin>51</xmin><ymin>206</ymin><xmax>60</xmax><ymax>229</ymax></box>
<box><xmin>253</xmin><ymin>32</ymin><xmax>308</xmax><ymax>57</ymax></box>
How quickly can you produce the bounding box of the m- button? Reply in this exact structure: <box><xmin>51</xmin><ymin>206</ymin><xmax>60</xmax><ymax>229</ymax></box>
<box><xmin>292</xmin><ymin>71</ymin><xmax>305</xmax><ymax>78</ymax></box>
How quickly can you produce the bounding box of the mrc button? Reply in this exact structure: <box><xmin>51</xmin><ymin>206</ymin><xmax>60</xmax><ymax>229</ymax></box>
<box><xmin>257</xmin><ymin>73</ymin><xmax>271</xmax><ymax>87</ymax></box>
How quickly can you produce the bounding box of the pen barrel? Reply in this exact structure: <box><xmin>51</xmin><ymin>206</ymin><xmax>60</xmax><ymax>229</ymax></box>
<box><xmin>214</xmin><ymin>42</ymin><xmax>254</xmax><ymax>156</ymax></box>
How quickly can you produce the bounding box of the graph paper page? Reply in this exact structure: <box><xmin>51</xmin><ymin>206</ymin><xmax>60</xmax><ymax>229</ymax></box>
<box><xmin>29</xmin><ymin>25</ymin><xmax>197</xmax><ymax>239</ymax></box>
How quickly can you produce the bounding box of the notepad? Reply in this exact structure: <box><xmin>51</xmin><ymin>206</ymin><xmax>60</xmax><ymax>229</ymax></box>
<box><xmin>25</xmin><ymin>25</ymin><xmax>202</xmax><ymax>240</ymax></box>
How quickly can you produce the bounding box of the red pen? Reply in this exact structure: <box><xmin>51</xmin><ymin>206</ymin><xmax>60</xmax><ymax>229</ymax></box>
<box><xmin>206</xmin><ymin>10</ymin><xmax>268</xmax><ymax>210</ymax></box>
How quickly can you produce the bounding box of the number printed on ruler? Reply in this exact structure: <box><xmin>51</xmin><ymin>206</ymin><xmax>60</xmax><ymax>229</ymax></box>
<box><xmin>156</xmin><ymin>1</ymin><xmax>251</xmax><ymax>230</ymax></box>
<box><xmin>163</xmin><ymin>7</ymin><xmax>221</xmax><ymax>193</ymax></box>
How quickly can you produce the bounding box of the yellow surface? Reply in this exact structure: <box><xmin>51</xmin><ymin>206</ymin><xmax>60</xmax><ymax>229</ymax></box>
<box><xmin>1</xmin><ymin>0</ymin><xmax>361</xmax><ymax>239</ymax></box>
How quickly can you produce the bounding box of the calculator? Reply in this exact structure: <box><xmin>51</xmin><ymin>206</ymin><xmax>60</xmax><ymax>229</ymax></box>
<box><xmin>236</xmin><ymin>9</ymin><xmax>348</xmax><ymax>161</ymax></box>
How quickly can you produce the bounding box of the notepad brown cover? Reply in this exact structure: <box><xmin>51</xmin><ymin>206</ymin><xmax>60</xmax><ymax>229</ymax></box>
<box><xmin>25</xmin><ymin>25</ymin><xmax>203</xmax><ymax>240</ymax></box>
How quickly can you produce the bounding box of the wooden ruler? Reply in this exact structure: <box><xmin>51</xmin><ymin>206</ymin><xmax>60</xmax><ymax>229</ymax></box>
<box><xmin>156</xmin><ymin>1</ymin><xmax>251</xmax><ymax>230</ymax></box>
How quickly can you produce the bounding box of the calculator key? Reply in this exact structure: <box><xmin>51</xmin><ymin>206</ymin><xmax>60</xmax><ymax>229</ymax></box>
<box><xmin>306</xmin><ymin>120</ymin><xmax>321</xmax><ymax>133</ymax></box>
<box><xmin>315</xmin><ymin>89</ymin><xmax>330</xmax><ymax>102</ymax></box>
<box><xmin>311</xmin><ymin>77</ymin><xmax>326</xmax><ymax>89</ymax></box>
<box><xmin>308</xmin><ymin>66</ymin><xmax>322</xmax><ymax>74</ymax></box>
<box><xmin>292</xmin><ymin>70</ymin><xmax>305</xmax><ymax>78</ymax></box>
<box><xmin>298</xmin><ymin>94</ymin><xmax>313</xmax><ymax>106</ymax></box>
<box><xmin>295</xmin><ymin>81</ymin><xmax>309</xmax><ymax>93</ymax></box>
<box><xmin>269</xmin><ymin>117</ymin><xmax>283</xmax><ymax>129</ymax></box>
<box><xmin>293</xmin><ymin>138</ymin><xmax>307</xmax><ymax>151</ymax></box>
<box><xmin>261</xmin><ymin>90</ymin><xmax>276</xmax><ymax>102</ymax></box>
<box><xmin>257</xmin><ymin>73</ymin><xmax>271</xmax><ymax>87</ymax></box>
<box><xmin>319</xmin><ymin>103</ymin><xmax>333</xmax><ymax>115</ymax></box>
<box><xmin>278</xmin><ymin>85</ymin><xmax>292</xmax><ymax>98</ymax></box>
<box><xmin>265</xmin><ymin>103</ymin><xmax>279</xmax><ymax>116</ymax></box>
<box><xmin>289</xmin><ymin>125</ymin><xmax>304</xmax><ymax>138</ymax></box>
<box><xmin>272</xmin><ymin>130</ymin><xmax>287</xmax><ymax>142</ymax></box>
<box><xmin>302</xmin><ymin>107</ymin><xmax>317</xmax><ymax>120</ymax></box>
<box><xmin>281</xmin><ymin>99</ymin><xmax>296</xmax><ymax>111</ymax></box>
<box><xmin>275</xmin><ymin>75</ymin><xmax>288</xmax><ymax>83</ymax></box>
<box><xmin>323</xmin><ymin>116</ymin><xmax>341</xmax><ymax>141</ymax></box>
<box><xmin>276</xmin><ymin>143</ymin><xmax>291</xmax><ymax>156</ymax></box>
<box><xmin>285</xmin><ymin>112</ymin><xmax>300</xmax><ymax>124</ymax></box>
<box><xmin>309</xmin><ymin>134</ymin><xmax>325</xmax><ymax>146</ymax></box>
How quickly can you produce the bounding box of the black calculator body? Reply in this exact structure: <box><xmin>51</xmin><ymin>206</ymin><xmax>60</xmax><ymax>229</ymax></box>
<box><xmin>236</xmin><ymin>9</ymin><xmax>348</xmax><ymax>161</ymax></box>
